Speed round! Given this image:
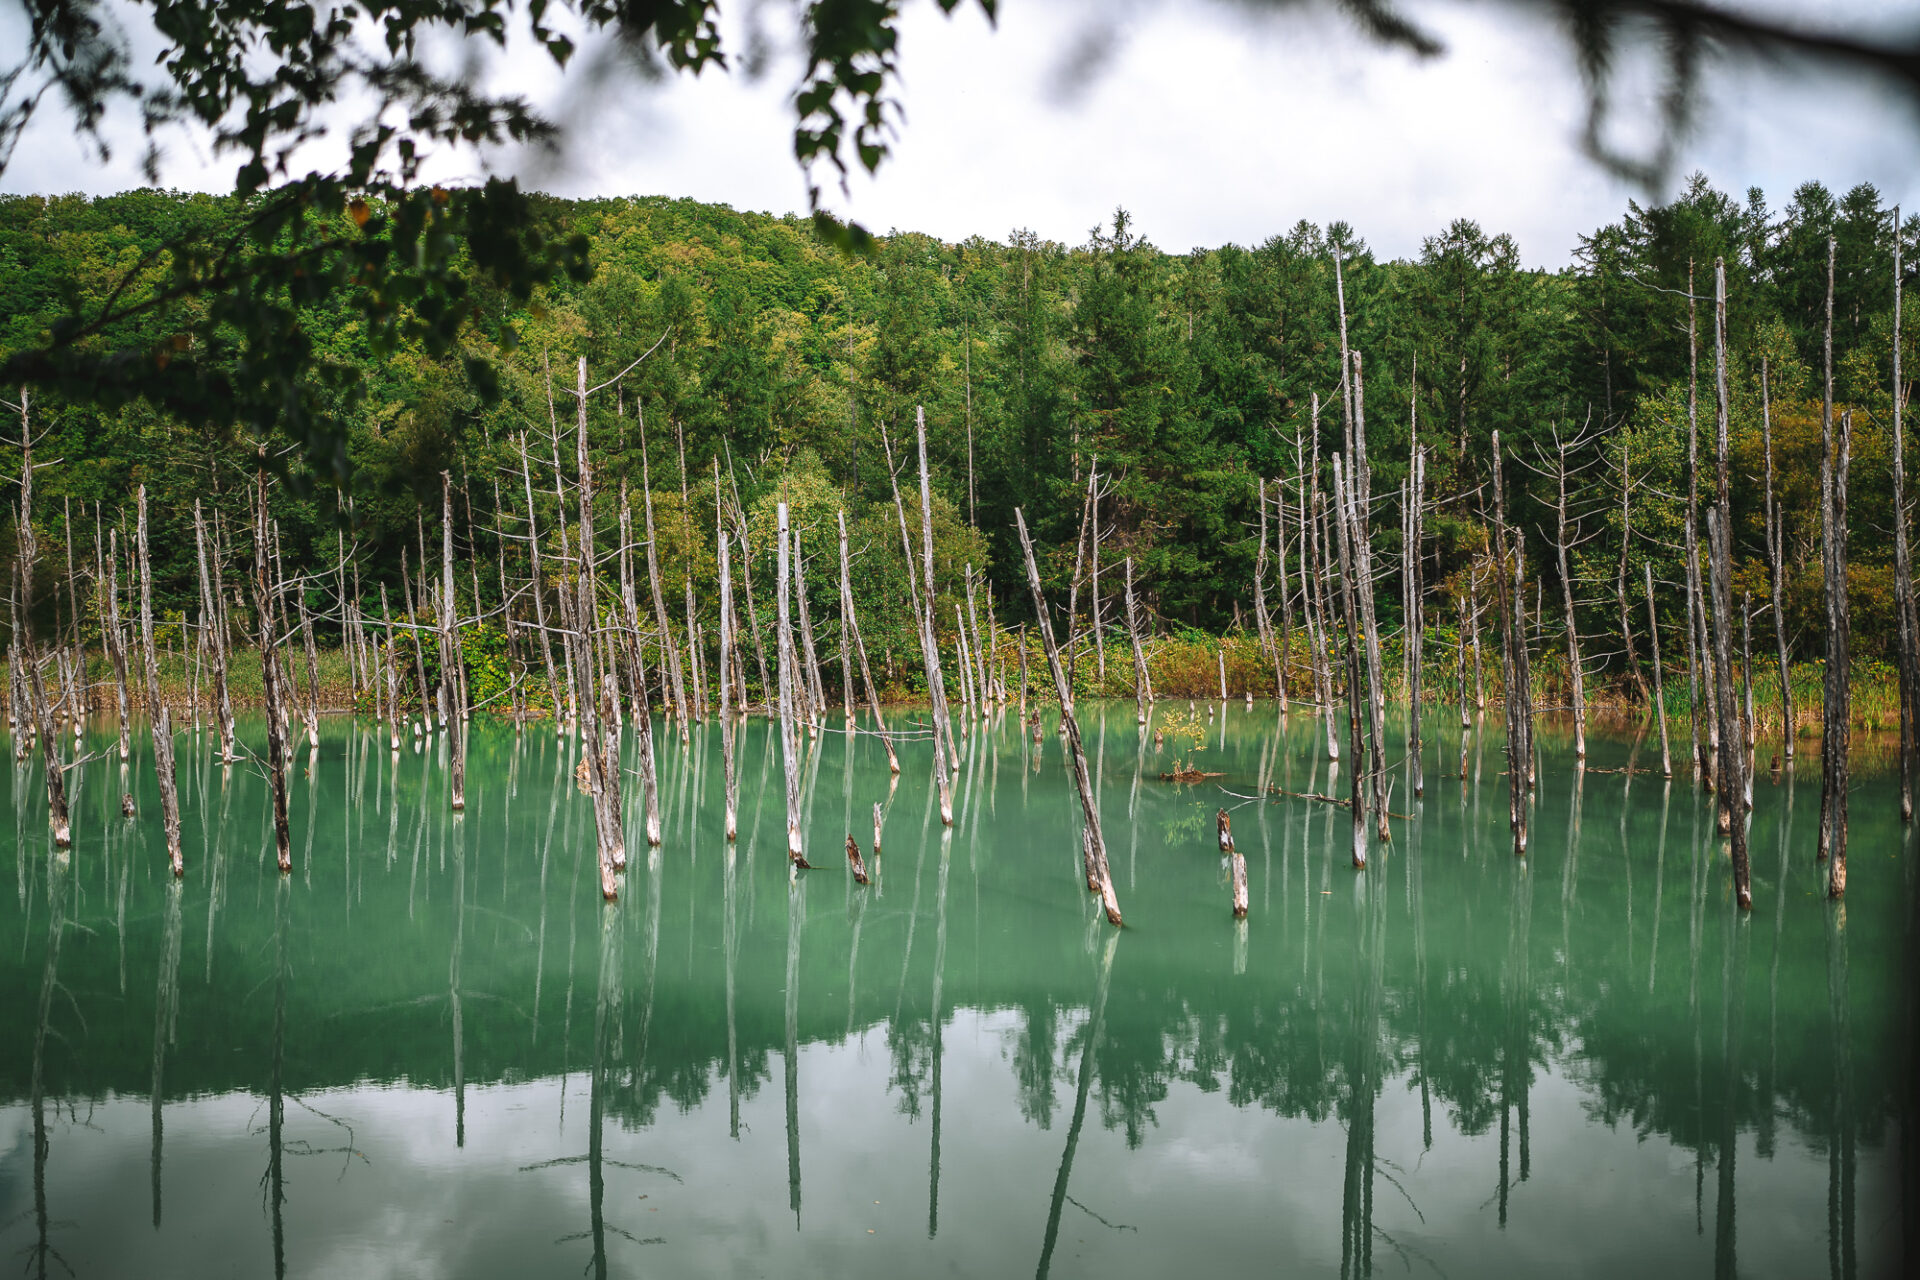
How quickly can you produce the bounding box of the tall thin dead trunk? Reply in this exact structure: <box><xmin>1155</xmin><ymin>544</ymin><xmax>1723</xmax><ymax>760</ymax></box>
<box><xmin>616</xmin><ymin>496</ymin><xmax>662</xmax><ymax>846</ymax></box>
<box><xmin>519</xmin><ymin>436</ymin><xmax>564</xmax><ymax>723</ymax></box>
<box><xmin>882</xmin><ymin>423</ymin><xmax>953</xmax><ymax>823</ymax></box>
<box><xmin>193</xmin><ymin>501</ymin><xmax>236</xmax><ymax>761</ymax></box>
<box><xmin>1761</xmin><ymin>363</ymin><xmax>1794</xmax><ymax>761</ymax></box>
<box><xmin>917</xmin><ymin>408</ymin><xmax>959</xmax><ymax>772</ymax></box>
<box><xmin>571</xmin><ymin>356</ymin><xmax>623</xmax><ymax>895</ymax></box>
<box><xmin>1709</xmin><ymin>259</ymin><xmax>1746</xmax><ymax>886</ymax></box>
<box><xmin>1015</xmin><ymin>508</ymin><xmax>1121</xmax><ymax>925</ymax></box>
<box><xmin>135</xmin><ymin>487</ymin><xmax>182</xmax><ymax>872</ymax></box>
<box><xmin>1331</xmin><ymin>456</ymin><xmax>1371</xmax><ymax>867</ymax></box>
<box><xmin>719</xmin><ymin>530</ymin><xmax>739</xmax><ymax>839</ymax></box>
<box><xmin>252</xmin><ymin>460</ymin><xmax>292</xmax><ymax>872</ymax></box>
<box><xmin>15</xmin><ymin>402</ymin><xmax>69</xmax><ymax>846</ymax></box>
<box><xmin>638</xmin><ymin>416</ymin><xmax>690</xmax><ymax>741</ymax></box>
<box><xmin>1645</xmin><ymin>563</ymin><xmax>1672</xmax><ymax>778</ymax></box>
<box><xmin>839</xmin><ymin>510</ymin><xmax>897</xmax><ymax>772</ymax></box>
<box><xmin>1348</xmin><ymin>355</ymin><xmax>1389</xmax><ymax>838</ymax></box>
<box><xmin>1124</xmin><ymin>556</ymin><xmax>1152</xmax><ymax>721</ymax></box>
<box><xmin>775</xmin><ymin>502</ymin><xmax>809</xmax><ymax>868</ymax></box>
<box><xmin>793</xmin><ymin>533</ymin><xmax>827</xmax><ymax>728</ymax></box>
<box><xmin>1615</xmin><ymin>435</ymin><xmax>1651</xmax><ymax>705</ymax></box>
<box><xmin>1891</xmin><ymin>208</ymin><xmax>1916</xmax><ymax>821</ymax></box>
<box><xmin>1818</xmin><ymin>236</ymin><xmax>1852</xmax><ymax>896</ymax></box>
<box><xmin>379</xmin><ymin>586</ymin><xmax>402</xmax><ymax>749</ymax></box>
<box><xmin>1685</xmin><ymin>262</ymin><xmax>1718</xmax><ymax>787</ymax></box>
<box><xmin>1408</xmin><ymin>447</ymin><xmax>1425</xmax><ymax>797</ymax></box>
<box><xmin>440</xmin><ymin>472</ymin><xmax>466</xmax><ymax>811</ymax></box>
<box><xmin>1552</xmin><ymin>440</ymin><xmax>1587</xmax><ymax>759</ymax></box>
<box><xmin>1491</xmin><ymin>432</ymin><xmax>1528</xmax><ymax>852</ymax></box>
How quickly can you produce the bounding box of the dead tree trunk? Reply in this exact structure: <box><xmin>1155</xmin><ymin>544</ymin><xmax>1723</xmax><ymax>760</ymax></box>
<box><xmin>1124</xmin><ymin>556</ymin><xmax>1152</xmax><ymax>722</ymax></box>
<box><xmin>252</xmin><ymin>462</ymin><xmax>292</xmax><ymax>872</ymax></box>
<box><xmin>1615</xmin><ymin>435</ymin><xmax>1652</xmax><ymax>705</ymax></box>
<box><xmin>135</xmin><ymin>488</ymin><xmax>183</xmax><ymax>872</ymax></box>
<box><xmin>102</xmin><ymin>530</ymin><xmax>132</xmax><ymax>762</ymax></box>
<box><xmin>1015</xmin><ymin>508</ymin><xmax>1121</xmax><ymax>925</ymax></box>
<box><xmin>1761</xmin><ymin>363</ymin><xmax>1794</xmax><ymax>761</ymax></box>
<box><xmin>1685</xmin><ymin>263</ymin><xmax>1718</xmax><ymax>788</ymax></box>
<box><xmin>917</xmin><ymin>408</ymin><xmax>960</xmax><ymax>773</ymax></box>
<box><xmin>617</xmin><ymin>498</ymin><xmax>662</xmax><ymax>846</ymax></box>
<box><xmin>1645</xmin><ymin>563</ymin><xmax>1673</xmax><ymax>777</ymax></box>
<box><xmin>1551</xmin><ymin>437</ymin><xmax>1587</xmax><ymax>759</ymax></box>
<box><xmin>14</xmin><ymin>403</ymin><xmax>70</xmax><ymax>846</ymax></box>
<box><xmin>846</xmin><ymin>835</ymin><xmax>870</xmax><ymax>886</ymax></box>
<box><xmin>638</xmin><ymin>419</ymin><xmax>690</xmax><ymax>742</ymax></box>
<box><xmin>1332</xmin><ymin>456</ymin><xmax>1371</xmax><ymax>867</ymax></box>
<box><xmin>193</xmin><ymin>501</ymin><xmax>236</xmax><ymax>761</ymax></box>
<box><xmin>1408</xmin><ymin>447</ymin><xmax>1425</xmax><ymax>796</ymax></box>
<box><xmin>440</xmin><ymin>472</ymin><xmax>467</xmax><ymax>811</ymax></box>
<box><xmin>1219</xmin><ymin>809</ymin><xmax>1248</xmax><ymax>919</ymax></box>
<box><xmin>882</xmin><ymin>425</ymin><xmax>953</xmax><ymax>823</ymax></box>
<box><xmin>1818</xmin><ymin>237</ymin><xmax>1852</xmax><ymax>897</ymax></box>
<box><xmin>570</xmin><ymin>357</ymin><xmax>623</xmax><ymax>895</ymax></box>
<box><xmin>838</xmin><ymin>510</ymin><xmax>897</xmax><ymax>773</ymax></box>
<box><xmin>518</xmin><ymin>437</ymin><xmax>565</xmax><ymax>724</ymax></box>
<box><xmin>719</xmin><ymin>531</ymin><xmax>739</xmax><ymax>839</ymax></box>
<box><xmin>775</xmin><ymin>502</ymin><xmax>809</xmax><ymax>868</ymax></box>
<box><xmin>1349</xmin><ymin>354</ymin><xmax>1390</xmax><ymax>838</ymax></box>
<box><xmin>793</xmin><ymin>534</ymin><xmax>827</xmax><ymax>730</ymax></box>
<box><xmin>1491</xmin><ymin>433</ymin><xmax>1528</xmax><ymax>853</ymax></box>
<box><xmin>1891</xmin><ymin>211</ymin><xmax>1916</xmax><ymax>821</ymax></box>
<box><xmin>1709</xmin><ymin>259</ymin><xmax>1747</xmax><ymax>882</ymax></box>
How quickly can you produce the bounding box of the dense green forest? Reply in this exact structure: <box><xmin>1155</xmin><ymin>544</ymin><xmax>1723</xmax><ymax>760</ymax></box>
<box><xmin>0</xmin><ymin>173</ymin><xmax>1914</xmax><ymax>700</ymax></box>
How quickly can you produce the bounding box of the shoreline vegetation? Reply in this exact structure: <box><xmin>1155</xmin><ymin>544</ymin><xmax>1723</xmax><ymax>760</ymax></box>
<box><xmin>8</xmin><ymin>629</ymin><xmax>1900</xmax><ymax>744</ymax></box>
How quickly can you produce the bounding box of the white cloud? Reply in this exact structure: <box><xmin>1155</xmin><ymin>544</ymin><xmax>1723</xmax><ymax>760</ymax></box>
<box><xmin>3</xmin><ymin>1</ymin><xmax>1918</xmax><ymax>267</ymax></box>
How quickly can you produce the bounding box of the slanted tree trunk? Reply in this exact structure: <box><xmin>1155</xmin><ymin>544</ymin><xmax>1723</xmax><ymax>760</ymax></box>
<box><xmin>883</xmin><ymin>428</ymin><xmax>953</xmax><ymax>822</ymax></box>
<box><xmin>134</xmin><ymin>488</ymin><xmax>183</xmax><ymax>872</ymax></box>
<box><xmin>775</xmin><ymin>502</ymin><xmax>810</xmax><ymax>868</ymax></box>
<box><xmin>193</xmin><ymin>501</ymin><xmax>237</xmax><ymax>761</ymax></box>
<box><xmin>838</xmin><ymin>510</ymin><xmax>897</xmax><ymax>773</ymax></box>
<box><xmin>1219</xmin><ymin>809</ymin><xmax>1248</xmax><ymax>919</ymax></box>
<box><xmin>1645</xmin><ymin>563</ymin><xmax>1673</xmax><ymax>778</ymax></box>
<box><xmin>1124</xmin><ymin>557</ymin><xmax>1152</xmax><ymax>722</ymax></box>
<box><xmin>1015</xmin><ymin>508</ymin><xmax>1121</xmax><ymax>925</ymax></box>
<box><xmin>1332</xmin><ymin>456</ymin><xmax>1371</xmax><ymax>867</ymax></box>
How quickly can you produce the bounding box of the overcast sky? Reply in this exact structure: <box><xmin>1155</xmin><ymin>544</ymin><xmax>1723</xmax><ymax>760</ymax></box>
<box><xmin>4</xmin><ymin>0</ymin><xmax>1918</xmax><ymax>268</ymax></box>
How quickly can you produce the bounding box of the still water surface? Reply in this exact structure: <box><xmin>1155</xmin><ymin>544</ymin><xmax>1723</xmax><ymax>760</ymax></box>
<box><xmin>0</xmin><ymin>705</ymin><xmax>1912</xmax><ymax>1278</ymax></box>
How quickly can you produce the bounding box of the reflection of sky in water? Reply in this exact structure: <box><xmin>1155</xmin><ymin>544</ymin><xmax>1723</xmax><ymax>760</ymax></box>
<box><xmin>0</xmin><ymin>707</ymin><xmax>1909</xmax><ymax>1278</ymax></box>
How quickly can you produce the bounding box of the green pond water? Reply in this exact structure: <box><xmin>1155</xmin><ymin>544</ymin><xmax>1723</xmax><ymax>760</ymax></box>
<box><xmin>0</xmin><ymin>704</ymin><xmax>1912</xmax><ymax>1279</ymax></box>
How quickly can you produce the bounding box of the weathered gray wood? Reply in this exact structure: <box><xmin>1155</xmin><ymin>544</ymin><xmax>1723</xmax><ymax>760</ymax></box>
<box><xmin>1760</xmin><ymin>362</ymin><xmax>1794</xmax><ymax>761</ymax></box>
<box><xmin>1892</xmin><ymin>206</ymin><xmax>1916</xmax><ymax>821</ymax></box>
<box><xmin>638</xmin><ymin>414</ymin><xmax>690</xmax><ymax>741</ymax></box>
<box><xmin>1408</xmin><ymin>447</ymin><xmax>1424</xmax><ymax>797</ymax></box>
<box><xmin>440</xmin><ymin>472</ymin><xmax>467</xmax><ymax>811</ymax></box>
<box><xmin>882</xmin><ymin>423</ymin><xmax>953</xmax><ymax>821</ymax></box>
<box><xmin>192</xmin><ymin>500</ymin><xmax>236</xmax><ymax>761</ymax></box>
<box><xmin>1219</xmin><ymin>809</ymin><xmax>1248</xmax><ymax>919</ymax></box>
<box><xmin>101</xmin><ymin>528</ymin><xmax>132</xmax><ymax>762</ymax></box>
<box><xmin>845</xmin><ymin>835</ymin><xmax>870</xmax><ymax>886</ymax></box>
<box><xmin>775</xmin><ymin>503</ymin><xmax>809</xmax><ymax>868</ymax></box>
<box><xmin>1684</xmin><ymin>262</ymin><xmax>1718</xmax><ymax>788</ymax></box>
<box><xmin>838</xmin><ymin>510</ymin><xmax>897</xmax><ymax>773</ymax></box>
<box><xmin>1015</xmin><ymin>507</ymin><xmax>1121</xmax><ymax>924</ymax></box>
<box><xmin>1124</xmin><ymin>556</ymin><xmax>1152</xmax><ymax>721</ymax></box>
<box><xmin>1708</xmin><ymin>259</ymin><xmax>1748</xmax><ymax>907</ymax></box>
<box><xmin>1331</xmin><ymin>455</ymin><xmax>1370</xmax><ymax>868</ymax></box>
<box><xmin>719</xmin><ymin>527</ymin><xmax>738</xmax><ymax>839</ymax></box>
<box><xmin>915</xmin><ymin>409</ymin><xmax>960</xmax><ymax>773</ymax></box>
<box><xmin>1550</xmin><ymin>433</ymin><xmax>1587</xmax><ymax>760</ymax></box>
<box><xmin>251</xmin><ymin>460</ymin><xmax>292</xmax><ymax>872</ymax></box>
<box><xmin>518</xmin><ymin>436</ymin><xmax>565</xmax><ymax>723</ymax></box>
<box><xmin>1819</xmin><ymin>236</ymin><xmax>1852</xmax><ymax>896</ymax></box>
<box><xmin>135</xmin><ymin>487</ymin><xmax>182</xmax><ymax>872</ymax></box>
<box><xmin>1491</xmin><ymin>432</ymin><xmax>1528</xmax><ymax>852</ymax></box>
<box><xmin>1644</xmin><ymin>563</ymin><xmax>1673</xmax><ymax>777</ymax></box>
<box><xmin>568</xmin><ymin>356</ymin><xmax>623</xmax><ymax>894</ymax></box>
<box><xmin>14</xmin><ymin>406</ymin><xmax>69</xmax><ymax>845</ymax></box>
<box><xmin>1614</xmin><ymin>435</ymin><xmax>1651</xmax><ymax>705</ymax></box>
<box><xmin>618</xmin><ymin>497</ymin><xmax>663</xmax><ymax>846</ymax></box>
<box><xmin>1348</xmin><ymin>354</ymin><xmax>1390</xmax><ymax>838</ymax></box>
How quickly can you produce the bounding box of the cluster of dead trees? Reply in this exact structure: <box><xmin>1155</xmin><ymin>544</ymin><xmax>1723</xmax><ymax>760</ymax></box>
<box><xmin>5</xmin><ymin>226</ymin><xmax>1906</xmax><ymax>922</ymax></box>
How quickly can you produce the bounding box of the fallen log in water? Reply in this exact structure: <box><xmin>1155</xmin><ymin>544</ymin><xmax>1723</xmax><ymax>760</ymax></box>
<box><xmin>846</xmin><ymin>835</ymin><xmax>870</xmax><ymax>886</ymax></box>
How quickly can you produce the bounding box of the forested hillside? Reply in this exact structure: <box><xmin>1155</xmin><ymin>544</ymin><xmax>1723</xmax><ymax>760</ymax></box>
<box><xmin>1</xmin><ymin>174</ymin><xmax>1913</xmax><ymax>687</ymax></box>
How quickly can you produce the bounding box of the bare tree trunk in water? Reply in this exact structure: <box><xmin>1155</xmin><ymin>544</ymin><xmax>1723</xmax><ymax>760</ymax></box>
<box><xmin>1016</xmin><ymin>509</ymin><xmax>1121</xmax><ymax>925</ymax></box>
<box><xmin>1890</xmin><ymin>209</ymin><xmax>1917</xmax><ymax>821</ymax></box>
<box><xmin>1761</xmin><ymin>363</ymin><xmax>1794</xmax><ymax>762</ymax></box>
<box><xmin>136</xmin><ymin>487</ymin><xmax>183</xmax><ymax>872</ymax></box>
<box><xmin>252</xmin><ymin>458</ymin><xmax>292</xmax><ymax>872</ymax></box>
<box><xmin>1645</xmin><ymin>563</ymin><xmax>1673</xmax><ymax>778</ymax></box>
<box><xmin>1332</xmin><ymin>456</ymin><xmax>1371</xmax><ymax>868</ymax></box>
<box><xmin>1124</xmin><ymin>557</ymin><xmax>1152</xmax><ymax>722</ymax></box>
<box><xmin>775</xmin><ymin>503</ymin><xmax>809</xmax><ymax>868</ymax></box>
<box><xmin>839</xmin><ymin>510</ymin><xmax>897</xmax><ymax>773</ymax></box>
<box><xmin>1819</xmin><ymin>237</ymin><xmax>1852</xmax><ymax>895</ymax></box>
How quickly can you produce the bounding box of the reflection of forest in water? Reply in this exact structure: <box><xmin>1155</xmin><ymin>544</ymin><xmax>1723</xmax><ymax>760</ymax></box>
<box><xmin>0</xmin><ymin>707</ymin><xmax>1912</xmax><ymax>1277</ymax></box>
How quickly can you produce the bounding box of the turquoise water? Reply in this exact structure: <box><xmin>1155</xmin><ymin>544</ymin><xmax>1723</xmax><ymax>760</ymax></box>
<box><xmin>0</xmin><ymin>704</ymin><xmax>1911</xmax><ymax>1277</ymax></box>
